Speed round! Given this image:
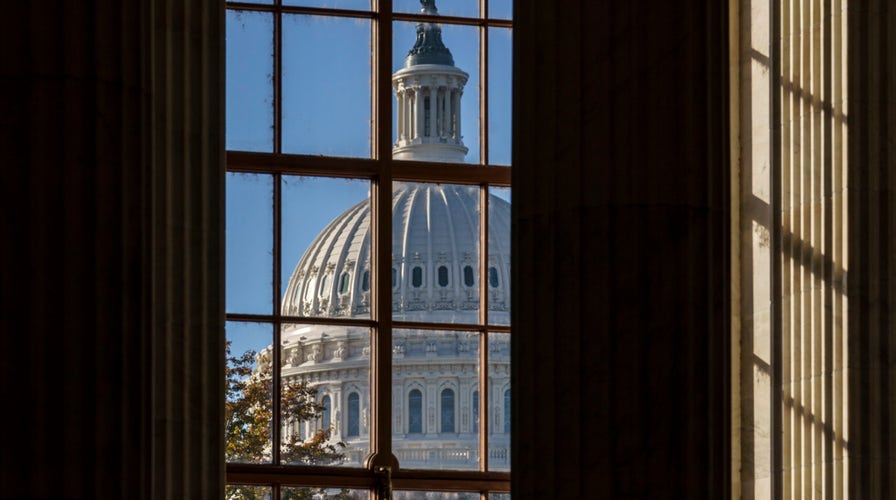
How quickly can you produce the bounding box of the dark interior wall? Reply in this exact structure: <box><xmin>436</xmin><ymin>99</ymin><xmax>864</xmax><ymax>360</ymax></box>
<box><xmin>511</xmin><ymin>2</ymin><xmax>730</xmax><ymax>497</ymax></box>
<box><xmin>0</xmin><ymin>1</ymin><xmax>224</xmax><ymax>498</ymax></box>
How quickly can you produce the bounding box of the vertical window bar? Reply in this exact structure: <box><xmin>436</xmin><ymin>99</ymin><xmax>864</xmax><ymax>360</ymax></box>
<box><xmin>368</xmin><ymin>0</ymin><xmax>398</xmax><ymax>475</ymax></box>
<box><xmin>479</xmin><ymin>0</ymin><xmax>488</xmax><ymax>165</ymax></box>
<box><xmin>274</xmin><ymin>0</ymin><xmax>283</xmax><ymax>154</ymax></box>
<box><xmin>272</xmin><ymin>172</ymin><xmax>283</xmax><ymax>468</ymax></box>
<box><xmin>479</xmin><ymin>184</ymin><xmax>489</xmax><ymax>472</ymax></box>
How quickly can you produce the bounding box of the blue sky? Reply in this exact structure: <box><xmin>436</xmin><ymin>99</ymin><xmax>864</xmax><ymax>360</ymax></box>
<box><xmin>225</xmin><ymin>3</ymin><xmax>512</xmax><ymax>357</ymax></box>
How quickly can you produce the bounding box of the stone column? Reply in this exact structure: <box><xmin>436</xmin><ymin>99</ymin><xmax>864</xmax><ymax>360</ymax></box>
<box><xmin>416</xmin><ymin>87</ymin><xmax>424</xmax><ymax>140</ymax></box>
<box><xmin>428</xmin><ymin>88</ymin><xmax>437</xmax><ymax>139</ymax></box>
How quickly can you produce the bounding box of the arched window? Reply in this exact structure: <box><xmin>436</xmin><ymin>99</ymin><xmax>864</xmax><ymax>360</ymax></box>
<box><xmin>463</xmin><ymin>265</ymin><xmax>475</xmax><ymax>287</ymax></box>
<box><xmin>320</xmin><ymin>274</ymin><xmax>329</xmax><ymax>295</ymax></box>
<box><xmin>412</xmin><ymin>266</ymin><xmax>423</xmax><ymax>288</ymax></box>
<box><xmin>338</xmin><ymin>272</ymin><xmax>350</xmax><ymax>294</ymax></box>
<box><xmin>504</xmin><ymin>389</ymin><xmax>511</xmax><ymax>433</ymax></box>
<box><xmin>321</xmin><ymin>395</ymin><xmax>331</xmax><ymax>429</ymax></box>
<box><xmin>346</xmin><ymin>392</ymin><xmax>359</xmax><ymax>437</ymax></box>
<box><xmin>488</xmin><ymin>266</ymin><xmax>499</xmax><ymax>288</ymax></box>
<box><xmin>472</xmin><ymin>390</ymin><xmax>479</xmax><ymax>433</ymax></box>
<box><xmin>408</xmin><ymin>389</ymin><xmax>423</xmax><ymax>434</ymax></box>
<box><xmin>441</xmin><ymin>388</ymin><xmax>455</xmax><ymax>433</ymax></box>
<box><xmin>437</xmin><ymin>265</ymin><xmax>449</xmax><ymax>287</ymax></box>
<box><xmin>361</xmin><ymin>269</ymin><xmax>370</xmax><ymax>291</ymax></box>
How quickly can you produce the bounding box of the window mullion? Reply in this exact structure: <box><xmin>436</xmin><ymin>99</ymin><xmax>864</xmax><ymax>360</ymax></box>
<box><xmin>367</xmin><ymin>0</ymin><xmax>399</xmax><ymax>479</ymax></box>
<box><xmin>479</xmin><ymin>185</ymin><xmax>490</xmax><ymax>472</ymax></box>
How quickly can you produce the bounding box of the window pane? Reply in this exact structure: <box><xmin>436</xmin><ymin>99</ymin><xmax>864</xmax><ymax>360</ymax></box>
<box><xmin>394</xmin><ymin>492</ymin><xmax>480</xmax><ymax>500</ymax></box>
<box><xmin>284</xmin><ymin>0</ymin><xmax>369</xmax><ymax>8</ymax></box>
<box><xmin>281</xmin><ymin>323</ymin><xmax>371</xmax><ymax>466</ymax></box>
<box><xmin>226</xmin><ymin>485</ymin><xmax>273</xmax><ymax>499</ymax></box>
<box><xmin>226</xmin><ymin>322</ymin><xmax>274</xmax><ymax>464</ymax></box>
<box><xmin>226</xmin><ymin>10</ymin><xmax>273</xmax><ymax>152</ymax></box>
<box><xmin>281</xmin><ymin>176</ymin><xmax>370</xmax><ymax>319</ymax></box>
<box><xmin>393</xmin><ymin>0</ymin><xmax>479</xmax><ymax>18</ymax></box>
<box><xmin>488</xmin><ymin>27</ymin><xmax>512</xmax><ymax>166</ymax></box>
<box><xmin>488</xmin><ymin>332</ymin><xmax>510</xmax><ymax>471</ymax></box>
<box><xmin>488</xmin><ymin>186</ymin><xmax>511</xmax><ymax>325</ymax></box>
<box><xmin>489</xmin><ymin>494</ymin><xmax>512</xmax><ymax>500</ymax></box>
<box><xmin>393</xmin><ymin>21</ymin><xmax>480</xmax><ymax>164</ymax></box>
<box><xmin>282</xmin><ymin>15</ymin><xmax>371</xmax><ymax>157</ymax></box>
<box><xmin>282</xmin><ymin>487</ymin><xmax>368</xmax><ymax>499</ymax></box>
<box><xmin>488</xmin><ymin>0</ymin><xmax>512</xmax><ymax>20</ymax></box>
<box><xmin>227</xmin><ymin>173</ymin><xmax>273</xmax><ymax>315</ymax></box>
<box><xmin>392</xmin><ymin>182</ymin><xmax>480</xmax><ymax>323</ymax></box>
<box><xmin>393</xmin><ymin>329</ymin><xmax>479</xmax><ymax>470</ymax></box>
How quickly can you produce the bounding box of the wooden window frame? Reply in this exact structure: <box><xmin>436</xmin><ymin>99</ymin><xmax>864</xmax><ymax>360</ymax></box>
<box><xmin>225</xmin><ymin>0</ymin><xmax>512</xmax><ymax>497</ymax></box>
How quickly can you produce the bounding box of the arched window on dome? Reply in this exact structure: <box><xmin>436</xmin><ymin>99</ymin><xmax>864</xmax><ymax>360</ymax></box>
<box><xmin>319</xmin><ymin>275</ymin><xmax>330</xmax><ymax>296</ymax></box>
<box><xmin>437</xmin><ymin>265</ymin><xmax>449</xmax><ymax>287</ymax></box>
<box><xmin>321</xmin><ymin>395</ymin><xmax>331</xmax><ymax>430</ymax></box>
<box><xmin>361</xmin><ymin>269</ymin><xmax>370</xmax><ymax>292</ymax></box>
<box><xmin>504</xmin><ymin>389</ymin><xmax>511</xmax><ymax>433</ymax></box>
<box><xmin>408</xmin><ymin>389</ymin><xmax>423</xmax><ymax>434</ymax></box>
<box><xmin>472</xmin><ymin>390</ymin><xmax>479</xmax><ymax>433</ymax></box>
<box><xmin>338</xmin><ymin>272</ymin><xmax>350</xmax><ymax>294</ymax></box>
<box><xmin>488</xmin><ymin>266</ymin><xmax>499</xmax><ymax>288</ymax></box>
<box><xmin>441</xmin><ymin>388</ymin><xmax>455</xmax><ymax>433</ymax></box>
<box><xmin>463</xmin><ymin>265</ymin><xmax>475</xmax><ymax>287</ymax></box>
<box><xmin>412</xmin><ymin>266</ymin><xmax>424</xmax><ymax>288</ymax></box>
<box><xmin>346</xmin><ymin>392</ymin><xmax>359</xmax><ymax>437</ymax></box>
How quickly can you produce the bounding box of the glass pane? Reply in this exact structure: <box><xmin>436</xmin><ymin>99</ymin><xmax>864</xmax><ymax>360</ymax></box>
<box><xmin>393</xmin><ymin>0</ymin><xmax>479</xmax><ymax>18</ymax></box>
<box><xmin>282</xmin><ymin>15</ymin><xmax>372</xmax><ymax>157</ymax></box>
<box><xmin>489</xmin><ymin>494</ymin><xmax>511</xmax><ymax>500</ymax></box>
<box><xmin>393</xmin><ymin>21</ymin><xmax>480</xmax><ymax>164</ymax></box>
<box><xmin>226</xmin><ymin>322</ymin><xmax>274</xmax><ymax>464</ymax></box>
<box><xmin>488</xmin><ymin>0</ymin><xmax>512</xmax><ymax>20</ymax></box>
<box><xmin>282</xmin><ymin>487</ymin><xmax>368</xmax><ymax>499</ymax></box>
<box><xmin>394</xmin><ymin>492</ymin><xmax>479</xmax><ymax>500</ymax></box>
<box><xmin>488</xmin><ymin>332</ymin><xmax>510</xmax><ymax>471</ymax></box>
<box><xmin>225</xmin><ymin>484</ymin><xmax>273</xmax><ymax>499</ymax></box>
<box><xmin>488</xmin><ymin>28</ymin><xmax>512</xmax><ymax>166</ymax></box>
<box><xmin>487</xmin><ymin>187</ymin><xmax>510</xmax><ymax>325</ymax></box>
<box><xmin>392</xmin><ymin>183</ymin><xmax>480</xmax><ymax>323</ymax></box>
<box><xmin>393</xmin><ymin>329</ymin><xmax>480</xmax><ymax>470</ymax></box>
<box><xmin>227</xmin><ymin>173</ymin><xmax>273</xmax><ymax>315</ymax></box>
<box><xmin>226</xmin><ymin>10</ymin><xmax>273</xmax><ymax>152</ymax></box>
<box><xmin>284</xmin><ymin>0</ymin><xmax>369</xmax><ymax>8</ymax></box>
<box><xmin>281</xmin><ymin>323</ymin><xmax>371</xmax><ymax>466</ymax></box>
<box><xmin>282</xmin><ymin>176</ymin><xmax>371</xmax><ymax>319</ymax></box>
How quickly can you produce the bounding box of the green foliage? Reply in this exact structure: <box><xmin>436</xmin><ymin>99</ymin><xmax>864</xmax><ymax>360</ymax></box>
<box><xmin>225</xmin><ymin>341</ymin><xmax>347</xmax><ymax>466</ymax></box>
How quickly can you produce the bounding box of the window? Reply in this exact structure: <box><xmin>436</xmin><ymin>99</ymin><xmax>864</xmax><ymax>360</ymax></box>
<box><xmin>463</xmin><ymin>265</ymin><xmax>475</xmax><ymax>287</ymax></box>
<box><xmin>472</xmin><ymin>390</ymin><xmax>479</xmax><ymax>433</ymax></box>
<box><xmin>408</xmin><ymin>389</ymin><xmax>423</xmax><ymax>434</ymax></box>
<box><xmin>488</xmin><ymin>266</ymin><xmax>499</xmax><ymax>288</ymax></box>
<box><xmin>411</xmin><ymin>266</ymin><xmax>424</xmax><ymax>288</ymax></box>
<box><xmin>225</xmin><ymin>0</ymin><xmax>511</xmax><ymax>495</ymax></box>
<box><xmin>440</xmin><ymin>388</ymin><xmax>455</xmax><ymax>433</ymax></box>
<box><xmin>437</xmin><ymin>265</ymin><xmax>449</xmax><ymax>287</ymax></box>
<box><xmin>347</xmin><ymin>392</ymin><xmax>360</xmax><ymax>437</ymax></box>
<box><xmin>321</xmin><ymin>395</ymin><xmax>331</xmax><ymax>429</ymax></box>
<box><xmin>504</xmin><ymin>389</ymin><xmax>511</xmax><ymax>433</ymax></box>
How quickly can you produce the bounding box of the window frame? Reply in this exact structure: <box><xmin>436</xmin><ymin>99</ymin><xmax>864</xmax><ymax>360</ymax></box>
<box><xmin>224</xmin><ymin>0</ymin><xmax>512</xmax><ymax>496</ymax></box>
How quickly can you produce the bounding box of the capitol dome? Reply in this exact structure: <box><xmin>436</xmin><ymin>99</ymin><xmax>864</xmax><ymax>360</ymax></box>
<box><xmin>267</xmin><ymin>0</ymin><xmax>510</xmax><ymax>472</ymax></box>
<box><xmin>282</xmin><ymin>183</ymin><xmax>511</xmax><ymax>324</ymax></box>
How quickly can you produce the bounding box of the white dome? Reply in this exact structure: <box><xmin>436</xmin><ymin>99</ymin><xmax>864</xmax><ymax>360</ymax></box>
<box><xmin>281</xmin><ymin>183</ymin><xmax>511</xmax><ymax>323</ymax></box>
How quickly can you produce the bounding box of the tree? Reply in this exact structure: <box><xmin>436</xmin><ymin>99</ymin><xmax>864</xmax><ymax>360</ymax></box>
<box><xmin>226</xmin><ymin>342</ymin><xmax>352</xmax><ymax>500</ymax></box>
